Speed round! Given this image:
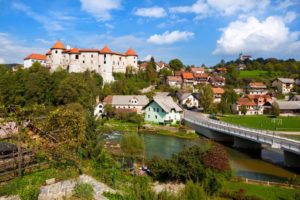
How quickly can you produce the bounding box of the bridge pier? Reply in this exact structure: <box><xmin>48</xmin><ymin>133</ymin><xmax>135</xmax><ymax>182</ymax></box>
<box><xmin>233</xmin><ymin>137</ymin><xmax>262</xmax><ymax>149</ymax></box>
<box><xmin>284</xmin><ymin>151</ymin><xmax>300</xmax><ymax>168</ymax></box>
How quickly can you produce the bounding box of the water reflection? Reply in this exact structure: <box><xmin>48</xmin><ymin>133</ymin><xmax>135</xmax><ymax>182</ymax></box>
<box><xmin>104</xmin><ymin>131</ymin><xmax>297</xmax><ymax>183</ymax></box>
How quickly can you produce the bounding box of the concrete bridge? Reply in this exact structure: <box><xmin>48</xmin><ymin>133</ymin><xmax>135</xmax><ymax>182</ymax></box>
<box><xmin>183</xmin><ymin>110</ymin><xmax>300</xmax><ymax>168</ymax></box>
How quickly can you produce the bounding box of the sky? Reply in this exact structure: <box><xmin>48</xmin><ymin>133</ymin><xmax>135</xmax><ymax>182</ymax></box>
<box><xmin>0</xmin><ymin>0</ymin><xmax>299</xmax><ymax>66</ymax></box>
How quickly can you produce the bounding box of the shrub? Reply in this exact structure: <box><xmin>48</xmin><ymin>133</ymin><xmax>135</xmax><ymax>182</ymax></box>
<box><xmin>203</xmin><ymin>169</ymin><xmax>225</xmax><ymax>196</ymax></box>
<box><xmin>182</xmin><ymin>180</ymin><xmax>206</xmax><ymax>200</ymax></box>
<box><xmin>18</xmin><ymin>185</ymin><xmax>39</xmax><ymax>200</ymax></box>
<box><xmin>73</xmin><ymin>183</ymin><xmax>94</xmax><ymax>200</ymax></box>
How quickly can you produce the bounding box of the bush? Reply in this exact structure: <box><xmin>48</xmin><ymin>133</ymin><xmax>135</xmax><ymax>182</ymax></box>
<box><xmin>73</xmin><ymin>183</ymin><xmax>94</xmax><ymax>200</ymax></box>
<box><xmin>182</xmin><ymin>180</ymin><xmax>206</xmax><ymax>200</ymax></box>
<box><xmin>18</xmin><ymin>185</ymin><xmax>39</xmax><ymax>200</ymax></box>
<box><xmin>203</xmin><ymin>170</ymin><xmax>225</xmax><ymax>196</ymax></box>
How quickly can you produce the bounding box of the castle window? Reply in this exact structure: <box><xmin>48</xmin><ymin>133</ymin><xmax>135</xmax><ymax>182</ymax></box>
<box><xmin>119</xmin><ymin>57</ymin><xmax>121</xmax><ymax>61</ymax></box>
<box><xmin>104</xmin><ymin>61</ymin><xmax>106</xmax><ymax>64</ymax></box>
<box><xmin>104</xmin><ymin>54</ymin><xmax>106</xmax><ymax>58</ymax></box>
<box><xmin>91</xmin><ymin>54</ymin><xmax>93</xmax><ymax>58</ymax></box>
<box><xmin>55</xmin><ymin>50</ymin><xmax>58</xmax><ymax>54</ymax></box>
<box><xmin>83</xmin><ymin>60</ymin><xmax>85</xmax><ymax>63</ymax></box>
<box><xmin>75</xmin><ymin>55</ymin><xmax>79</xmax><ymax>59</ymax></box>
<box><xmin>83</xmin><ymin>55</ymin><xmax>85</xmax><ymax>58</ymax></box>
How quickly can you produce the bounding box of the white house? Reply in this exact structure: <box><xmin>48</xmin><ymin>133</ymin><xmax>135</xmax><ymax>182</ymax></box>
<box><xmin>94</xmin><ymin>103</ymin><xmax>105</xmax><ymax>119</ymax></box>
<box><xmin>246</xmin><ymin>82</ymin><xmax>268</xmax><ymax>95</ymax></box>
<box><xmin>275</xmin><ymin>100</ymin><xmax>300</xmax><ymax>116</ymax></box>
<box><xmin>166</xmin><ymin>76</ymin><xmax>182</xmax><ymax>88</ymax></box>
<box><xmin>176</xmin><ymin>92</ymin><xmax>199</xmax><ymax>109</ymax></box>
<box><xmin>233</xmin><ymin>97</ymin><xmax>264</xmax><ymax>115</ymax></box>
<box><xmin>23</xmin><ymin>54</ymin><xmax>47</xmax><ymax>68</ymax></box>
<box><xmin>212</xmin><ymin>87</ymin><xmax>225</xmax><ymax>103</ymax></box>
<box><xmin>272</xmin><ymin>78</ymin><xmax>294</xmax><ymax>94</ymax></box>
<box><xmin>25</xmin><ymin>40</ymin><xmax>138</xmax><ymax>83</ymax></box>
<box><xmin>143</xmin><ymin>95</ymin><xmax>183</xmax><ymax>125</ymax></box>
<box><xmin>103</xmin><ymin>95</ymin><xmax>149</xmax><ymax>114</ymax></box>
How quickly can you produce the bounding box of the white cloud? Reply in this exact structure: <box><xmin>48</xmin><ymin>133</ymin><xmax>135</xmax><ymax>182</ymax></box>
<box><xmin>213</xmin><ymin>16</ymin><xmax>300</xmax><ymax>56</ymax></box>
<box><xmin>276</xmin><ymin>0</ymin><xmax>298</xmax><ymax>10</ymax></box>
<box><xmin>0</xmin><ymin>33</ymin><xmax>47</xmax><ymax>64</ymax></box>
<box><xmin>147</xmin><ymin>31</ymin><xmax>194</xmax><ymax>45</ymax></box>
<box><xmin>80</xmin><ymin>0</ymin><xmax>121</xmax><ymax>21</ymax></box>
<box><xmin>170</xmin><ymin>0</ymin><xmax>209</xmax><ymax>15</ymax></box>
<box><xmin>0</xmin><ymin>57</ymin><xmax>5</xmax><ymax>64</ymax></box>
<box><xmin>284</xmin><ymin>11</ymin><xmax>297</xmax><ymax>23</ymax></box>
<box><xmin>170</xmin><ymin>0</ymin><xmax>270</xmax><ymax>18</ymax></box>
<box><xmin>11</xmin><ymin>2</ymin><xmax>75</xmax><ymax>32</ymax></box>
<box><xmin>134</xmin><ymin>7</ymin><xmax>167</xmax><ymax>18</ymax></box>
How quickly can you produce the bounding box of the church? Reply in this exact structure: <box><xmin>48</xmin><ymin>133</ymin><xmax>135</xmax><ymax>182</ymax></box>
<box><xmin>24</xmin><ymin>40</ymin><xmax>138</xmax><ymax>83</ymax></box>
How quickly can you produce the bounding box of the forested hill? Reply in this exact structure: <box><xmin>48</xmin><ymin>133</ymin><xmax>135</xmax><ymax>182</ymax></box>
<box><xmin>215</xmin><ymin>58</ymin><xmax>300</xmax><ymax>76</ymax></box>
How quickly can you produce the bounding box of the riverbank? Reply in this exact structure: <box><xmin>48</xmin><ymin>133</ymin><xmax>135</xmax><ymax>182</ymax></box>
<box><xmin>101</xmin><ymin>119</ymin><xmax>199</xmax><ymax>140</ymax></box>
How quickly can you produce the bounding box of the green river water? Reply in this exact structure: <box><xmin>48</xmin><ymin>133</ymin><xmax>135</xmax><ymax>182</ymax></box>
<box><xmin>105</xmin><ymin>131</ymin><xmax>298</xmax><ymax>183</ymax></box>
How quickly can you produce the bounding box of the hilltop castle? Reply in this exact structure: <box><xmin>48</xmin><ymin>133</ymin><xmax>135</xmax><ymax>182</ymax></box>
<box><xmin>24</xmin><ymin>40</ymin><xmax>138</xmax><ymax>83</ymax></box>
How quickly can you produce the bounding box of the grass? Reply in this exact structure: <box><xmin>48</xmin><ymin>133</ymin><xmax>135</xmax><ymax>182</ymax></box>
<box><xmin>280</xmin><ymin>134</ymin><xmax>300</xmax><ymax>141</ymax></box>
<box><xmin>223</xmin><ymin>181</ymin><xmax>299</xmax><ymax>200</ymax></box>
<box><xmin>220</xmin><ymin>115</ymin><xmax>300</xmax><ymax>132</ymax></box>
<box><xmin>0</xmin><ymin>167</ymin><xmax>78</xmax><ymax>197</ymax></box>
<box><xmin>72</xmin><ymin>183</ymin><xmax>94</xmax><ymax>200</ymax></box>
<box><xmin>239</xmin><ymin>70</ymin><xmax>268</xmax><ymax>79</ymax></box>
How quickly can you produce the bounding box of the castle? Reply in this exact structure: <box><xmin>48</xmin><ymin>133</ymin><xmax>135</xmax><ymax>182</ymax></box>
<box><xmin>24</xmin><ymin>41</ymin><xmax>138</xmax><ymax>83</ymax></box>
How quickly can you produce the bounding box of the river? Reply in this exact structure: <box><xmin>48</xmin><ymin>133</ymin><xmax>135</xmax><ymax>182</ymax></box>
<box><xmin>105</xmin><ymin>131</ymin><xmax>298</xmax><ymax>183</ymax></box>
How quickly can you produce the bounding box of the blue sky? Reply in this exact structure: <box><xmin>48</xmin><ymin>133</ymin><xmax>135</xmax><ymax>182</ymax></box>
<box><xmin>0</xmin><ymin>0</ymin><xmax>299</xmax><ymax>66</ymax></box>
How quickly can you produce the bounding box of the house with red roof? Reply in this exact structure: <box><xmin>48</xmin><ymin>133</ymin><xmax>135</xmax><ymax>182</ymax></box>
<box><xmin>181</xmin><ymin>72</ymin><xmax>194</xmax><ymax>87</ymax></box>
<box><xmin>233</xmin><ymin>97</ymin><xmax>264</xmax><ymax>115</ymax></box>
<box><xmin>24</xmin><ymin>54</ymin><xmax>47</xmax><ymax>68</ymax></box>
<box><xmin>246</xmin><ymin>82</ymin><xmax>268</xmax><ymax>95</ymax></box>
<box><xmin>194</xmin><ymin>73</ymin><xmax>209</xmax><ymax>85</ymax></box>
<box><xmin>212</xmin><ymin>87</ymin><xmax>225</xmax><ymax>103</ymax></box>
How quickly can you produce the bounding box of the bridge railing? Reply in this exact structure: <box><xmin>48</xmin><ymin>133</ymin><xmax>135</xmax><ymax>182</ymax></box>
<box><xmin>183</xmin><ymin>112</ymin><xmax>300</xmax><ymax>154</ymax></box>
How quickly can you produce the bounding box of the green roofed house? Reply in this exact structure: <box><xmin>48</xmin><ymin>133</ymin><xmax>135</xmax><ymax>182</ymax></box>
<box><xmin>143</xmin><ymin>94</ymin><xmax>183</xmax><ymax>125</ymax></box>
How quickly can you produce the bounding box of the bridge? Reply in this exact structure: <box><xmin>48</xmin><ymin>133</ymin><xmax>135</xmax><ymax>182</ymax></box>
<box><xmin>183</xmin><ymin>110</ymin><xmax>300</xmax><ymax>168</ymax></box>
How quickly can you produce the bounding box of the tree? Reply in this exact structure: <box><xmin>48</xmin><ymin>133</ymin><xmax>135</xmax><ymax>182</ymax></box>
<box><xmin>169</xmin><ymin>59</ymin><xmax>183</xmax><ymax>71</ymax></box>
<box><xmin>240</xmin><ymin>105</ymin><xmax>247</xmax><ymax>115</ymax></box>
<box><xmin>198</xmin><ymin>84</ymin><xmax>214</xmax><ymax>113</ymax></box>
<box><xmin>145</xmin><ymin>57</ymin><xmax>157</xmax><ymax>83</ymax></box>
<box><xmin>271</xmin><ymin>102</ymin><xmax>280</xmax><ymax>117</ymax></box>
<box><xmin>121</xmin><ymin>132</ymin><xmax>144</xmax><ymax>160</ymax></box>
<box><xmin>219</xmin><ymin>89</ymin><xmax>238</xmax><ymax>115</ymax></box>
<box><xmin>183</xmin><ymin>181</ymin><xmax>206</xmax><ymax>200</ymax></box>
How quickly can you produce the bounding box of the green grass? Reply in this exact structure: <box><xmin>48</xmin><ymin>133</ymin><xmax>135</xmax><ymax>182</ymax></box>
<box><xmin>280</xmin><ymin>134</ymin><xmax>300</xmax><ymax>141</ymax></box>
<box><xmin>239</xmin><ymin>70</ymin><xmax>268</xmax><ymax>79</ymax></box>
<box><xmin>0</xmin><ymin>167</ymin><xmax>78</xmax><ymax>197</ymax></box>
<box><xmin>220</xmin><ymin>115</ymin><xmax>300</xmax><ymax>132</ymax></box>
<box><xmin>223</xmin><ymin>181</ymin><xmax>299</xmax><ymax>200</ymax></box>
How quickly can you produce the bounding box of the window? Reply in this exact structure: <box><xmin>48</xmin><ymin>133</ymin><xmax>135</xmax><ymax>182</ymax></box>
<box><xmin>83</xmin><ymin>55</ymin><xmax>85</xmax><ymax>58</ymax></box>
<box><xmin>161</xmin><ymin>109</ymin><xmax>164</xmax><ymax>112</ymax></box>
<box><xmin>75</xmin><ymin>55</ymin><xmax>79</xmax><ymax>59</ymax></box>
<box><xmin>148</xmin><ymin>108</ymin><xmax>150</xmax><ymax>111</ymax></box>
<box><xmin>55</xmin><ymin>50</ymin><xmax>58</xmax><ymax>54</ymax></box>
<box><xmin>153</xmin><ymin>108</ymin><xmax>155</xmax><ymax>112</ymax></box>
<box><xmin>83</xmin><ymin>60</ymin><xmax>85</xmax><ymax>63</ymax></box>
<box><xmin>104</xmin><ymin>61</ymin><xmax>106</xmax><ymax>64</ymax></box>
<box><xmin>155</xmin><ymin>115</ymin><xmax>157</xmax><ymax>119</ymax></box>
<box><xmin>157</xmin><ymin>108</ymin><xmax>159</xmax><ymax>112</ymax></box>
<box><xmin>91</xmin><ymin>54</ymin><xmax>93</xmax><ymax>58</ymax></box>
<box><xmin>119</xmin><ymin>57</ymin><xmax>122</xmax><ymax>61</ymax></box>
<box><xmin>104</xmin><ymin>54</ymin><xmax>106</xmax><ymax>58</ymax></box>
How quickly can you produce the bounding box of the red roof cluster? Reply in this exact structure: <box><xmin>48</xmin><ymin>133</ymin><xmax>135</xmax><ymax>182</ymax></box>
<box><xmin>237</xmin><ymin>98</ymin><xmax>256</xmax><ymax>106</ymax></box>
<box><xmin>24</xmin><ymin>54</ymin><xmax>46</xmax><ymax>60</ymax></box>
<box><xmin>182</xmin><ymin>72</ymin><xmax>194</xmax><ymax>79</ymax></box>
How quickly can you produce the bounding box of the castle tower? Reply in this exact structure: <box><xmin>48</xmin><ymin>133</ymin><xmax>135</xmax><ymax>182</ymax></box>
<box><xmin>99</xmin><ymin>45</ymin><xmax>115</xmax><ymax>83</ymax></box>
<box><xmin>50</xmin><ymin>40</ymin><xmax>65</xmax><ymax>72</ymax></box>
<box><xmin>125</xmin><ymin>48</ymin><xmax>138</xmax><ymax>70</ymax></box>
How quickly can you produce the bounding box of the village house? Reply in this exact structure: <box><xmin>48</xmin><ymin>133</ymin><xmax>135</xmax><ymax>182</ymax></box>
<box><xmin>182</xmin><ymin>72</ymin><xmax>194</xmax><ymax>87</ymax></box>
<box><xmin>103</xmin><ymin>95</ymin><xmax>149</xmax><ymax>114</ymax></box>
<box><xmin>214</xmin><ymin>67</ymin><xmax>227</xmax><ymax>74</ymax></box>
<box><xmin>166</xmin><ymin>76</ymin><xmax>182</xmax><ymax>88</ymax></box>
<box><xmin>289</xmin><ymin>94</ymin><xmax>300</xmax><ymax>101</ymax></box>
<box><xmin>143</xmin><ymin>95</ymin><xmax>183</xmax><ymax>125</ymax></box>
<box><xmin>191</xmin><ymin>67</ymin><xmax>205</xmax><ymax>75</ymax></box>
<box><xmin>272</xmin><ymin>78</ymin><xmax>294</xmax><ymax>94</ymax></box>
<box><xmin>246</xmin><ymin>82</ymin><xmax>268</xmax><ymax>95</ymax></box>
<box><xmin>194</xmin><ymin>73</ymin><xmax>209</xmax><ymax>85</ymax></box>
<box><xmin>212</xmin><ymin>87</ymin><xmax>225</xmax><ymax>103</ymax></box>
<box><xmin>24</xmin><ymin>54</ymin><xmax>47</xmax><ymax>68</ymax></box>
<box><xmin>275</xmin><ymin>100</ymin><xmax>300</xmax><ymax>116</ymax></box>
<box><xmin>233</xmin><ymin>97</ymin><xmax>264</xmax><ymax>115</ymax></box>
<box><xmin>245</xmin><ymin>94</ymin><xmax>272</xmax><ymax>106</ymax></box>
<box><xmin>155</xmin><ymin>61</ymin><xmax>169</xmax><ymax>72</ymax></box>
<box><xmin>176</xmin><ymin>92</ymin><xmax>200</xmax><ymax>109</ymax></box>
<box><xmin>208</xmin><ymin>76</ymin><xmax>225</xmax><ymax>87</ymax></box>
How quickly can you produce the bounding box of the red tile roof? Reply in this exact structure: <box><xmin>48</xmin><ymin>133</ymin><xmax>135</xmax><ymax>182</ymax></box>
<box><xmin>125</xmin><ymin>48</ymin><xmax>137</xmax><ymax>56</ymax></box>
<box><xmin>51</xmin><ymin>40</ymin><xmax>65</xmax><ymax>49</ymax></box>
<box><xmin>167</xmin><ymin>76</ymin><xmax>182</xmax><ymax>82</ymax></box>
<box><xmin>182</xmin><ymin>72</ymin><xmax>194</xmax><ymax>79</ymax></box>
<box><xmin>103</xmin><ymin>95</ymin><xmax>113</xmax><ymax>104</ymax></box>
<box><xmin>46</xmin><ymin>50</ymin><xmax>51</xmax><ymax>55</ymax></box>
<box><xmin>79</xmin><ymin>49</ymin><xmax>99</xmax><ymax>52</ymax></box>
<box><xmin>24</xmin><ymin>54</ymin><xmax>46</xmax><ymax>60</ymax></box>
<box><xmin>100</xmin><ymin>45</ymin><xmax>113</xmax><ymax>54</ymax></box>
<box><xmin>248</xmin><ymin>82</ymin><xmax>267</xmax><ymax>88</ymax></box>
<box><xmin>69</xmin><ymin>48</ymin><xmax>80</xmax><ymax>54</ymax></box>
<box><xmin>212</xmin><ymin>87</ymin><xmax>225</xmax><ymax>94</ymax></box>
<box><xmin>237</xmin><ymin>98</ymin><xmax>256</xmax><ymax>106</ymax></box>
<box><xmin>194</xmin><ymin>73</ymin><xmax>209</xmax><ymax>78</ymax></box>
<box><xmin>191</xmin><ymin>67</ymin><xmax>205</xmax><ymax>72</ymax></box>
